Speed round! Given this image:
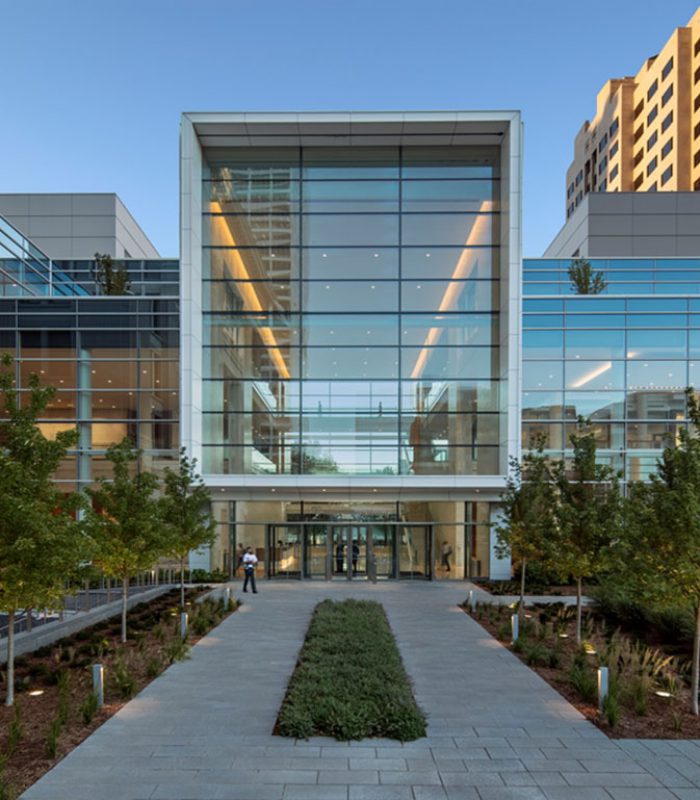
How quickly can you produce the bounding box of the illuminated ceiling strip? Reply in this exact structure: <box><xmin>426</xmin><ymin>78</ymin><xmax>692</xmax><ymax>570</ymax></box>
<box><xmin>411</xmin><ymin>201</ymin><xmax>492</xmax><ymax>379</ymax></box>
<box><xmin>569</xmin><ymin>361</ymin><xmax>612</xmax><ymax>389</ymax></box>
<box><xmin>209</xmin><ymin>202</ymin><xmax>290</xmax><ymax>380</ymax></box>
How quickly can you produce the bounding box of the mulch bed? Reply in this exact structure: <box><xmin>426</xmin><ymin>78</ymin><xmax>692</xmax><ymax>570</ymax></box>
<box><xmin>0</xmin><ymin>587</ymin><xmax>237</xmax><ymax>798</ymax></box>
<box><xmin>463</xmin><ymin>603</ymin><xmax>700</xmax><ymax>739</ymax></box>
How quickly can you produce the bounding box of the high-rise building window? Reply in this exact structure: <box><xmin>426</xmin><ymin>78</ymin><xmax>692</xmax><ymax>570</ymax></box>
<box><xmin>599</xmin><ymin>179</ymin><xmax>607</xmax><ymax>191</ymax></box>
<box><xmin>695</xmin><ymin>150</ymin><xmax>700</xmax><ymax>167</ymax></box>
<box><xmin>661</xmin><ymin>85</ymin><xmax>674</xmax><ymax>107</ymax></box>
<box><xmin>661</xmin><ymin>138</ymin><xmax>673</xmax><ymax>159</ymax></box>
<box><xmin>662</xmin><ymin>57</ymin><xmax>674</xmax><ymax>80</ymax></box>
<box><xmin>634</xmin><ymin>100</ymin><xmax>644</xmax><ymax>119</ymax></box>
<box><xmin>647</xmin><ymin>79</ymin><xmax>658</xmax><ymax>100</ymax></box>
<box><xmin>634</xmin><ymin>150</ymin><xmax>644</xmax><ymax>166</ymax></box>
<box><xmin>647</xmin><ymin>106</ymin><xmax>658</xmax><ymax>125</ymax></box>
<box><xmin>610</xmin><ymin>164</ymin><xmax>619</xmax><ymax>180</ymax></box>
<box><xmin>610</xmin><ymin>141</ymin><xmax>619</xmax><ymax>158</ymax></box>
<box><xmin>609</xmin><ymin>117</ymin><xmax>619</xmax><ymax>138</ymax></box>
<box><xmin>598</xmin><ymin>156</ymin><xmax>607</xmax><ymax>174</ymax></box>
<box><xmin>647</xmin><ymin>131</ymin><xmax>658</xmax><ymax>151</ymax></box>
<box><xmin>647</xmin><ymin>156</ymin><xmax>658</xmax><ymax>176</ymax></box>
<box><xmin>649</xmin><ymin>181</ymin><xmax>658</xmax><ymax>192</ymax></box>
<box><xmin>661</xmin><ymin>111</ymin><xmax>674</xmax><ymax>132</ymax></box>
<box><xmin>661</xmin><ymin>165</ymin><xmax>673</xmax><ymax>186</ymax></box>
<box><xmin>634</xmin><ymin>174</ymin><xmax>644</xmax><ymax>189</ymax></box>
<box><xmin>695</xmin><ymin>38</ymin><xmax>700</xmax><ymax>56</ymax></box>
<box><xmin>695</xmin><ymin>65</ymin><xmax>700</xmax><ymax>84</ymax></box>
<box><xmin>695</xmin><ymin>95</ymin><xmax>700</xmax><ymax>112</ymax></box>
<box><xmin>598</xmin><ymin>133</ymin><xmax>608</xmax><ymax>153</ymax></box>
<box><xmin>695</xmin><ymin>122</ymin><xmax>700</xmax><ymax>140</ymax></box>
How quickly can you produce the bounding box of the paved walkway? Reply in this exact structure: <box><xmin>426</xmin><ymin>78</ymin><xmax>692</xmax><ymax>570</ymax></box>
<box><xmin>20</xmin><ymin>581</ymin><xmax>700</xmax><ymax>800</ymax></box>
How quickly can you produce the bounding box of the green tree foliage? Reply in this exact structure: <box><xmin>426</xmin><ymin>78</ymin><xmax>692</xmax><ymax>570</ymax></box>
<box><xmin>550</xmin><ymin>418</ymin><xmax>623</xmax><ymax>643</ymax></box>
<box><xmin>85</xmin><ymin>439</ymin><xmax>164</xmax><ymax>642</ymax></box>
<box><xmin>568</xmin><ymin>258</ymin><xmax>608</xmax><ymax>294</ymax></box>
<box><xmin>617</xmin><ymin>388</ymin><xmax>700</xmax><ymax>714</ymax></box>
<box><xmin>93</xmin><ymin>252</ymin><xmax>131</xmax><ymax>295</ymax></box>
<box><xmin>0</xmin><ymin>355</ymin><xmax>86</xmax><ymax>706</ymax></box>
<box><xmin>495</xmin><ymin>435</ymin><xmax>556</xmax><ymax>615</ymax></box>
<box><xmin>162</xmin><ymin>448</ymin><xmax>217</xmax><ymax>610</ymax></box>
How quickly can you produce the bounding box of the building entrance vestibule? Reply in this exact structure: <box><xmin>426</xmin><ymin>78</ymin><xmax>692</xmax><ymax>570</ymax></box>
<box><xmin>267</xmin><ymin>523</ymin><xmax>432</xmax><ymax>580</ymax></box>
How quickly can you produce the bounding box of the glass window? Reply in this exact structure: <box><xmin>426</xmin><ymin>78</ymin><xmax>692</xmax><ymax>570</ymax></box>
<box><xmin>626</xmin><ymin>391</ymin><xmax>685</xmax><ymax>420</ymax></box>
<box><xmin>303</xmin><ymin>248</ymin><xmax>398</xmax><ymax>280</ymax></box>
<box><xmin>565</xmin><ymin>360</ymin><xmax>624</xmax><ymax>390</ymax></box>
<box><xmin>402</xmin><ymin>247</ymin><xmax>496</xmax><ymax>280</ymax></box>
<box><xmin>565</xmin><ymin>422</ymin><xmax>624</xmax><ymax>449</ymax></box>
<box><xmin>20</xmin><ymin>360</ymin><xmax>75</xmax><ymax>389</ymax></box>
<box><xmin>522</xmin><ymin>392</ymin><xmax>563</xmax><ymax>420</ymax></box>
<box><xmin>303</xmin><ymin>381</ymin><xmax>398</xmax><ymax>413</ymax></box>
<box><xmin>304</xmin><ymin>281</ymin><xmax>398</xmax><ymax>312</ymax></box>
<box><xmin>523</xmin><ymin>361</ymin><xmax>563</xmax><ymax>390</ymax></box>
<box><xmin>302</xmin><ymin>348</ymin><xmax>398</xmax><ymax>380</ymax></box>
<box><xmin>204</xmin><ymin>178</ymin><xmax>300</xmax><ymax>212</ymax></box>
<box><xmin>205</xmin><ymin>214</ymin><xmax>298</xmax><ymax>249</ymax></box>
<box><xmin>523</xmin><ymin>314</ymin><xmax>564</xmax><ymax>328</ymax></box>
<box><xmin>626</xmin><ymin>329</ymin><xmax>687</xmax><ymax>359</ymax></box>
<box><xmin>401</xmin><ymin>346</ymin><xmax>496</xmax><ymax>380</ymax></box>
<box><xmin>401</xmin><ymin>380</ymin><xmax>498</xmax><ymax>414</ymax></box>
<box><xmin>302</xmin><ymin>180</ymin><xmax>398</xmax><ymax>212</ymax></box>
<box><xmin>401</xmin><ymin>281</ymin><xmax>498</xmax><ymax>312</ymax></box>
<box><xmin>522</xmin><ymin>422</ymin><xmax>563</xmax><ymax>450</ymax></box>
<box><xmin>401</xmin><ymin>180</ymin><xmax>496</xmax><ymax>212</ymax></box>
<box><xmin>627</xmin><ymin>421</ymin><xmax>683</xmax><ymax>449</ymax></box>
<box><xmin>565</xmin><ymin>314</ymin><xmax>626</xmax><ymax>328</ymax></box>
<box><xmin>302</xmin><ymin>214</ymin><xmax>398</xmax><ymax>247</ymax></box>
<box><xmin>401</xmin><ymin>313</ymin><xmax>496</xmax><ymax>347</ymax></box>
<box><xmin>565</xmin><ymin>330</ymin><xmax>624</xmax><ymax>359</ymax></box>
<box><xmin>204</xmin><ymin>248</ymin><xmax>300</xmax><ymax>282</ymax></box>
<box><xmin>401</xmin><ymin>214</ymin><xmax>495</xmax><ymax>246</ymax></box>
<box><xmin>401</xmin><ymin>146</ymin><xmax>499</xmax><ymax>178</ymax></box>
<box><xmin>627</xmin><ymin>361</ymin><xmax>687</xmax><ymax>390</ymax></box>
<box><xmin>564</xmin><ymin>392</ymin><xmax>625</xmax><ymax>420</ymax></box>
<box><xmin>302</xmin><ymin>147</ymin><xmax>399</xmax><ymax>179</ymax></box>
<box><xmin>304</xmin><ymin>314</ymin><xmax>398</xmax><ymax>346</ymax></box>
<box><xmin>523</xmin><ymin>330</ymin><xmax>563</xmax><ymax>358</ymax></box>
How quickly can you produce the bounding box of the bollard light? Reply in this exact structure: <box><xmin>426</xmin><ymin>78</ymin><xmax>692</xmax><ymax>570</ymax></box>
<box><xmin>92</xmin><ymin>664</ymin><xmax>104</xmax><ymax>708</ymax></box>
<box><xmin>180</xmin><ymin>611</ymin><xmax>188</xmax><ymax>639</ymax></box>
<box><xmin>511</xmin><ymin>613</ymin><xmax>519</xmax><ymax>643</ymax></box>
<box><xmin>597</xmin><ymin>666</ymin><xmax>609</xmax><ymax>711</ymax></box>
<box><xmin>467</xmin><ymin>590</ymin><xmax>474</xmax><ymax>611</ymax></box>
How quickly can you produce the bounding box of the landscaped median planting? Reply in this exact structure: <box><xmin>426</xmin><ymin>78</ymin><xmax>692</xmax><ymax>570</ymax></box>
<box><xmin>463</xmin><ymin>599</ymin><xmax>700</xmax><ymax>739</ymax></box>
<box><xmin>0</xmin><ymin>588</ymin><xmax>238</xmax><ymax>799</ymax></box>
<box><xmin>276</xmin><ymin>599</ymin><xmax>426</xmax><ymax>742</ymax></box>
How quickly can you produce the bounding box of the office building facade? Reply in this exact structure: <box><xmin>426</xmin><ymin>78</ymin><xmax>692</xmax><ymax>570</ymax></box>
<box><xmin>181</xmin><ymin>112</ymin><xmax>522</xmax><ymax>580</ymax></box>
<box><xmin>565</xmin><ymin>6</ymin><xmax>700</xmax><ymax>218</ymax></box>
<box><xmin>523</xmin><ymin>256</ymin><xmax>700</xmax><ymax>482</ymax></box>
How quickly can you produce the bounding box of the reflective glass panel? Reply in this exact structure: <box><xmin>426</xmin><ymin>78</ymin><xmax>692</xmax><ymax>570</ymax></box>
<box><xmin>565</xmin><ymin>360</ymin><xmax>624</xmax><ymax>390</ymax></box>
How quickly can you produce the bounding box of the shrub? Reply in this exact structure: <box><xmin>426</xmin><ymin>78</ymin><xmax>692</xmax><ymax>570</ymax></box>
<box><xmin>146</xmin><ymin>658</ymin><xmax>161</xmax><ymax>679</ymax></box>
<box><xmin>44</xmin><ymin>717</ymin><xmax>62</xmax><ymax>759</ymax></box>
<box><xmin>113</xmin><ymin>658</ymin><xmax>135</xmax><ymax>699</ymax></box>
<box><xmin>276</xmin><ymin>600</ymin><xmax>426</xmax><ymax>742</ymax></box>
<box><xmin>165</xmin><ymin>639</ymin><xmax>190</xmax><ymax>664</ymax></box>
<box><xmin>603</xmin><ymin>692</ymin><xmax>620</xmax><ymax>728</ymax></box>
<box><xmin>524</xmin><ymin>642</ymin><xmax>552</xmax><ymax>667</ymax></box>
<box><xmin>569</xmin><ymin>663</ymin><xmax>597</xmax><ymax>704</ymax></box>
<box><xmin>80</xmin><ymin>692</ymin><xmax>99</xmax><ymax>725</ymax></box>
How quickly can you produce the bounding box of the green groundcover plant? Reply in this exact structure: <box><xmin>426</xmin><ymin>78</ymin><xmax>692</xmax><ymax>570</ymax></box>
<box><xmin>276</xmin><ymin>599</ymin><xmax>426</xmax><ymax>742</ymax></box>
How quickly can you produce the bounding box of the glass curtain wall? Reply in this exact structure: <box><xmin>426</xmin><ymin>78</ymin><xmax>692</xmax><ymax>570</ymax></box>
<box><xmin>201</xmin><ymin>146</ymin><xmax>501</xmax><ymax>475</ymax></box>
<box><xmin>0</xmin><ymin>297</ymin><xmax>179</xmax><ymax>490</ymax></box>
<box><xmin>523</xmin><ymin>258</ymin><xmax>700</xmax><ymax>480</ymax></box>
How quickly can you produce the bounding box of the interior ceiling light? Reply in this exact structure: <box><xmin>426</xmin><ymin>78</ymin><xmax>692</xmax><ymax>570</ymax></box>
<box><xmin>569</xmin><ymin>361</ymin><xmax>612</xmax><ymax>389</ymax></box>
<box><xmin>209</xmin><ymin>202</ymin><xmax>290</xmax><ymax>379</ymax></box>
<box><xmin>411</xmin><ymin>203</ymin><xmax>491</xmax><ymax>379</ymax></box>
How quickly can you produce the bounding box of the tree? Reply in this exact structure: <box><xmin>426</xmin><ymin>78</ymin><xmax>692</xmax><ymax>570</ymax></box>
<box><xmin>617</xmin><ymin>389</ymin><xmax>700</xmax><ymax>714</ymax></box>
<box><xmin>568</xmin><ymin>258</ymin><xmax>607</xmax><ymax>295</ymax></box>
<box><xmin>162</xmin><ymin>449</ymin><xmax>217</xmax><ymax>610</ymax></box>
<box><xmin>0</xmin><ymin>355</ymin><xmax>86</xmax><ymax>706</ymax></box>
<box><xmin>85</xmin><ymin>438</ymin><xmax>164</xmax><ymax>643</ymax></box>
<box><xmin>495</xmin><ymin>435</ymin><xmax>556</xmax><ymax>615</ymax></box>
<box><xmin>550</xmin><ymin>418</ymin><xmax>623</xmax><ymax>643</ymax></box>
<box><xmin>93</xmin><ymin>252</ymin><xmax>131</xmax><ymax>295</ymax></box>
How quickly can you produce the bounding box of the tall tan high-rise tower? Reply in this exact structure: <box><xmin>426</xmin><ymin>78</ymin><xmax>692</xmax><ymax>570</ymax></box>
<box><xmin>565</xmin><ymin>6</ymin><xmax>700</xmax><ymax>218</ymax></box>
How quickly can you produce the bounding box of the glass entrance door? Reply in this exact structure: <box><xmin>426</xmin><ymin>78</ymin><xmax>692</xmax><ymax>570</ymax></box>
<box><xmin>398</xmin><ymin>525</ymin><xmax>431</xmax><ymax>578</ymax></box>
<box><xmin>268</xmin><ymin>525</ymin><xmax>303</xmax><ymax>578</ymax></box>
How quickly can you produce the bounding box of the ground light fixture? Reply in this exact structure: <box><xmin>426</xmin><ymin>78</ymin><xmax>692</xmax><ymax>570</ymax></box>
<box><xmin>655</xmin><ymin>690</ymin><xmax>672</xmax><ymax>698</ymax></box>
<box><xmin>28</xmin><ymin>689</ymin><xmax>44</xmax><ymax>697</ymax></box>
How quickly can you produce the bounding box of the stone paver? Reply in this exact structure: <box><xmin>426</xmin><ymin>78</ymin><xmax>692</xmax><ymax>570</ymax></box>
<box><xmin>18</xmin><ymin>581</ymin><xmax>700</xmax><ymax>800</ymax></box>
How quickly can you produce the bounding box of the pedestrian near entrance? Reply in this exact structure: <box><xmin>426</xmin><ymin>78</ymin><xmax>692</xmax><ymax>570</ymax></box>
<box><xmin>242</xmin><ymin>547</ymin><xmax>258</xmax><ymax>593</ymax></box>
<box><xmin>235</xmin><ymin>544</ymin><xmax>244</xmax><ymax>576</ymax></box>
<box><xmin>441</xmin><ymin>540</ymin><xmax>453</xmax><ymax>574</ymax></box>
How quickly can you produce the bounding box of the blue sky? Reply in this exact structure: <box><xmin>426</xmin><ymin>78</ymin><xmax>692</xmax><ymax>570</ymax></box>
<box><xmin>2</xmin><ymin>0</ymin><xmax>699</xmax><ymax>257</ymax></box>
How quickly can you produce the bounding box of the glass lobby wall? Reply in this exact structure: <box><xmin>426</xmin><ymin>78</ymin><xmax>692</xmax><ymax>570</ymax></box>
<box><xmin>201</xmin><ymin>146</ymin><xmax>502</xmax><ymax>476</ymax></box>
<box><xmin>523</xmin><ymin>262</ymin><xmax>700</xmax><ymax>481</ymax></box>
<box><xmin>223</xmin><ymin>499</ymin><xmax>492</xmax><ymax>580</ymax></box>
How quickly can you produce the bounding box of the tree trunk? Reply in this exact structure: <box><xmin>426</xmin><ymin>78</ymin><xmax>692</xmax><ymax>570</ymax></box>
<box><xmin>693</xmin><ymin>599</ymin><xmax>700</xmax><ymax>716</ymax></box>
<box><xmin>180</xmin><ymin>557</ymin><xmax>186</xmax><ymax>612</ymax></box>
<box><xmin>26</xmin><ymin>606</ymin><xmax>33</xmax><ymax>633</ymax></box>
<box><xmin>5</xmin><ymin>610</ymin><xmax>15</xmax><ymax>706</ymax></box>
<box><xmin>575</xmin><ymin>577</ymin><xmax>583</xmax><ymax>645</ymax></box>
<box><xmin>519</xmin><ymin>558</ymin><xmax>527</xmax><ymax>619</ymax></box>
<box><xmin>121</xmin><ymin>576</ymin><xmax>129</xmax><ymax>644</ymax></box>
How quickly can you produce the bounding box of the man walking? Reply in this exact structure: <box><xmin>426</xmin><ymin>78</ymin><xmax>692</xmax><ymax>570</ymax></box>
<box><xmin>242</xmin><ymin>546</ymin><xmax>258</xmax><ymax>593</ymax></box>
